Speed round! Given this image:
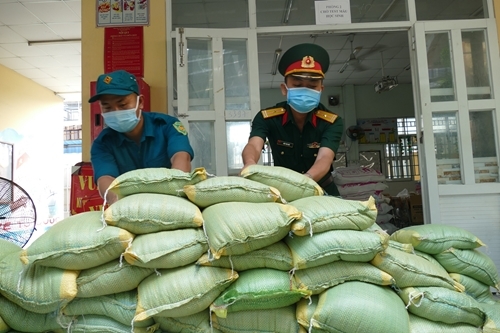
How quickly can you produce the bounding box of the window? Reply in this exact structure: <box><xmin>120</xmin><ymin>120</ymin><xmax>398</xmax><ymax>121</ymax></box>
<box><xmin>384</xmin><ymin>118</ymin><xmax>420</xmax><ymax>181</ymax></box>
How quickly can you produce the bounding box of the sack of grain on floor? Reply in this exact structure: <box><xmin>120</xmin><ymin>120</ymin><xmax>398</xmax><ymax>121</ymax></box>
<box><xmin>293</xmin><ymin>260</ymin><xmax>395</xmax><ymax>295</ymax></box>
<box><xmin>481</xmin><ymin>302</ymin><xmax>500</xmax><ymax>333</ymax></box>
<box><xmin>285</xmin><ymin>229</ymin><xmax>389</xmax><ymax>270</ymax></box>
<box><xmin>196</xmin><ymin>241</ymin><xmax>293</xmax><ymax>272</ymax></box>
<box><xmin>370</xmin><ymin>246</ymin><xmax>464</xmax><ymax>291</ymax></box>
<box><xmin>0</xmin><ymin>295</ymin><xmax>71</xmax><ymax>333</ymax></box>
<box><xmin>309</xmin><ymin>281</ymin><xmax>410</xmax><ymax>333</ymax></box>
<box><xmin>211</xmin><ymin>305</ymin><xmax>302</xmax><ymax>333</ymax></box>
<box><xmin>434</xmin><ymin>248</ymin><xmax>500</xmax><ymax>290</ymax></box>
<box><xmin>76</xmin><ymin>259</ymin><xmax>154</xmax><ymax>298</ymax></box>
<box><xmin>103</xmin><ymin>193</ymin><xmax>203</xmax><ymax>234</ymax></box>
<box><xmin>66</xmin><ymin>314</ymin><xmax>159</xmax><ymax>333</ymax></box>
<box><xmin>203</xmin><ymin>202</ymin><xmax>301</xmax><ymax>259</ymax></box>
<box><xmin>0</xmin><ymin>251</ymin><xmax>78</xmax><ymax>314</ymax></box>
<box><xmin>210</xmin><ymin>268</ymin><xmax>310</xmax><ymax>318</ymax></box>
<box><xmin>408</xmin><ymin>313</ymin><xmax>482</xmax><ymax>333</ymax></box>
<box><xmin>0</xmin><ymin>239</ymin><xmax>21</xmax><ymax>261</ymax></box>
<box><xmin>399</xmin><ymin>286</ymin><xmax>486</xmax><ymax>327</ymax></box>
<box><xmin>134</xmin><ymin>264</ymin><xmax>238</xmax><ymax>321</ymax></box>
<box><xmin>295</xmin><ymin>295</ymin><xmax>318</xmax><ymax>330</ymax></box>
<box><xmin>390</xmin><ymin>224</ymin><xmax>485</xmax><ymax>255</ymax></box>
<box><xmin>154</xmin><ymin>310</ymin><xmax>222</xmax><ymax>333</ymax></box>
<box><xmin>450</xmin><ymin>273</ymin><xmax>498</xmax><ymax>304</ymax></box>
<box><xmin>19</xmin><ymin>211</ymin><xmax>134</xmax><ymax>270</ymax></box>
<box><xmin>107</xmin><ymin>167</ymin><xmax>208</xmax><ymax>199</ymax></box>
<box><xmin>183</xmin><ymin>176</ymin><xmax>283</xmax><ymax>208</ymax></box>
<box><xmin>241</xmin><ymin>164</ymin><xmax>323</xmax><ymax>202</ymax></box>
<box><xmin>123</xmin><ymin>228</ymin><xmax>208</xmax><ymax>269</ymax></box>
<box><xmin>288</xmin><ymin>195</ymin><xmax>377</xmax><ymax>236</ymax></box>
<box><xmin>62</xmin><ymin>290</ymin><xmax>156</xmax><ymax>329</ymax></box>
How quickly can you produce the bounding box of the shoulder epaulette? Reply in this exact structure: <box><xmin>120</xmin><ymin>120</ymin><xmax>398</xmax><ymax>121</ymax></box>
<box><xmin>261</xmin><ymin>107</ymin><xmax>286</xmax><ymax>119</ymax></box>
<box><xmin>315</xmin><ymin>110</ymin><xmax>338</xmax><ymax>124</ymax></box>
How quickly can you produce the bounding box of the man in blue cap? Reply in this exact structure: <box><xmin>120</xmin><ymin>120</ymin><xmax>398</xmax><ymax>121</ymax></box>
<box><xmin>89</xmin><ymin>69</ymin><xmax>194</xmax><ymax>204</ymax></box>
<box><xmin>242</xmin><ymin>43</ymin><xmax>343</xmax><ymax>196</ymax></box>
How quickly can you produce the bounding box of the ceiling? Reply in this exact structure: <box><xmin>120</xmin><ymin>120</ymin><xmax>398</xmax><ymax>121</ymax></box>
<box><xmin>0</xmin><ymin>0</ymin><xmax>487</xmax><ymax>101</ymax></box>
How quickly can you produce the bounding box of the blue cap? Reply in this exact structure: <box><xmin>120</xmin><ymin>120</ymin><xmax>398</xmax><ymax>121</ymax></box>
<box><xmin>88</xmin><ymin>70</ymin><xmax>140</xmax><ymax>103</ymax></box>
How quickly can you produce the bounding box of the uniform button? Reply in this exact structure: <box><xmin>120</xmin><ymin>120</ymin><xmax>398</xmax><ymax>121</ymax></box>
<box><xmin>281</xmin><ymin>151</ymin><xmax>284</xmax><ymax>155</ymax></box>
<box><xmin>300</xmin><ymin>154</ymin><xmax>303</xmax><ymax>157</ymax></box>
<box><xmin>314</xmin><ymin>154</ymin><xmax>317</xmax><ymax>157</ymax></box>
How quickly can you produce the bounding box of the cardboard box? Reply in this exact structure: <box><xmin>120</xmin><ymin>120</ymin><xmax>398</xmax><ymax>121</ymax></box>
<box><xmin>409</xmin><ymin>193</ymin><xmax>424</xmax><ymax>225</ymax></box>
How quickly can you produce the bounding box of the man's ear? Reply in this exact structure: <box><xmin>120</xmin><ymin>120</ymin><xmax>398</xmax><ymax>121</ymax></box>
<box><xmin>280</xmin><ymin>83</ymin><xmax>288</xmax><ymax>96</ymax></box>
<box><xmin>138</xmin><ymin>95</ymin><xmax>145</xmax><ymax>110</ymax></box>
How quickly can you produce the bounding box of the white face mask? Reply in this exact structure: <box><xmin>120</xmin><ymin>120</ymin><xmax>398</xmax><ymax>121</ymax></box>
<box><xmin>286</xmin><ymin>86</ymin><xmax>321</xmax><ymax>113</ymax></box>
<box><xmin>101</xmin><ymin>97</ymin><xmax>141</xmax><ymax>133</ymax></box>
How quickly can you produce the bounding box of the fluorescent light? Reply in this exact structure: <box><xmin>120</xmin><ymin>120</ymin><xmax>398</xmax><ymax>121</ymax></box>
<box><xmin>271</xmin><ymin>48</ymin><xmax>282</xmax><ymax>75</ymax></box>
<box><xmin>28</xmin><ymin>39</ymin><xmax>81</xmax><ymax>46</ymax></box>
<box><xmin>282</xmin><ymin>0</ymin><xmax>293</xmax><ymax>24</ymax></box>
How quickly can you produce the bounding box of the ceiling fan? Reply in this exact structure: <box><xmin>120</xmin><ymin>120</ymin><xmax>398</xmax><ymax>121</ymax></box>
<box><xmin>374</xmin><ymin>51</ymin><xmax>398</xmax><ymax>94</ymax></box>
<box><xmin>338</xmin><ymin>34</ymin><xmax>368</xmax><ymax>73</ymax></box>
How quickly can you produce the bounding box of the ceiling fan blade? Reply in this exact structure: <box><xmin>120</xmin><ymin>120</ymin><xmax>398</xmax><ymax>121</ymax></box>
<box><xmin>358</xmin><ymin>45</ymin><xmax>387</xmax><ymax>60</ymax></box>
<box><xmin>352</xmin><ymin>60</ymin><xmax>369</xmax><ymax>72</ymax></box>
<box><xmin>352</xmin><ymin>46</ymin><xmax>363</xmax><ymax>57</ymax></box>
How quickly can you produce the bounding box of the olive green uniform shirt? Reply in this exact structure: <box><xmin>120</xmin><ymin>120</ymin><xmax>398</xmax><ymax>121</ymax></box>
<box><xmin>249</xmin><ymin>101</ymin><xmax>343</xmax><ymax>196</ymax></box>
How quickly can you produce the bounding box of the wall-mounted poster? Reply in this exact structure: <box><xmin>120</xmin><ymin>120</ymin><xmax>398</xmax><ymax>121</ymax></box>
<box><xmin>0</xmin><ymin>141</ymin><xmax>13</xmax><ymax>181</ymax></box>
<box><xmin>357</xmin><ymin>118</ymin><xmax>398</xmax><ymax>144</ymax></box>
<box><xmin>97</xmin><ymin>0</ymin><xmax>149</xmax><ymax>27</ymax></box>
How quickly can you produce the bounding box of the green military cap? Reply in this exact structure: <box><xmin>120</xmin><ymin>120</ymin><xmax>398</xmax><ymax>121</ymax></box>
<box><xmin>278</xmin><ymin>43</ymin><xmax>330</xmax><ymax>79</ymax></box>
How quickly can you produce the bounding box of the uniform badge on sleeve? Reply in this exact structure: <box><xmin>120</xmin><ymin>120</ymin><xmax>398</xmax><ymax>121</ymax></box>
<box><xmin>173</xmin><ymin>121</ymin><xmax>187</xmax><ymax>135</ymax></box>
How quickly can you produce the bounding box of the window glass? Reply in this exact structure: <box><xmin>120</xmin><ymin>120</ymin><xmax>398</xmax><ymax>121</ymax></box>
<box><xmin>416</xmin><ymin>0</ymin><xmax>487</xmax><ymax>21</ymax></box>
<box><xmin>187</xmin><ymin>39</ymin><xmax>214</xmax><ymax>111</ymax></box>
<box><xmin>172</xmin><ymin>0</ymin><xmax>249</xmax><ymax>29</ymax></box>
<box><xmin>189</xmin><ymin>121</ymin><xmax>216</xmax><ymax>175</ymax></box>
<box><xmin>426</xmin><ymin>33</ymin><xmax>455</xmax><ymax>102</ymax></box>
<box><xmin>470</xmin><ymin>111</ymin><xmax>499</xmax><ymax>183</ymax></box>
<box><xmin>226</xmin><ymin>122</ymin><xmax>251</xmax><ymax>175</ymax></box>
<box><xmin>462</xmin><ymin>30</ymin><xmax>492</xmax><ymax>100</ymax></box>
<box><xmin>223</xmin><ymin>40</ymin><xmax>251</xmax><ymax>111</ymax></box>
<box><xmin>433</xmin><ymin>112</ymin><xmax>462</xmax><ymax>184</ymax></box>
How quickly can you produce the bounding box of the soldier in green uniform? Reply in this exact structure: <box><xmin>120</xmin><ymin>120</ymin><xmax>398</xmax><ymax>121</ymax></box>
<box><xmin>242</xmin><ymin>43</ymin><xmax>344</xmax><ymax>196</ymax></box>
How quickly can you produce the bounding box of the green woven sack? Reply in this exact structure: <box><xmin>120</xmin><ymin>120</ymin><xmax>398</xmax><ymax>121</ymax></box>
<box><xmin>294</xmin><ymin>261</ymin><xmax>395</xmax><ymax>294</ymax></box>
<box><xmin>153</xmin><ymin>310</ymin><xmax>222</xmax><ymax>333</ymax></box>
<box><xmin>0</xmin><ymin>252</ymin><xmax>78</xmax><ymax>314</ymax></box>
<box><xmin>434</xmin><ymin>248</ymin><xmax>500</xmax><ymax>290</ymax></box>
<box><xmin>0</xmin><ymin>239</ymin><xmax>20</xmax><ymax>261</ymax></box>
<box><xmin>311</xmin><ymin>282</ymin><xmax>410</xmax><ymax>333</ymax></box>
<box><xmin>481</xmin><ymin>302</ymin><xmax>500</xmax><ymax>333</ymax></box>
<box><xmin>135</xmin><ymin>264</ymin><xmax>238</xmax><ymax>321</ymax></box>
<box><xmin>241</xmin><ymin>164</ymin><xmax>323</xmax><ymax>202</ymax></box>
<box><xmin>203</xmin><ymin>202</ymin><xmax>301</xmax><ymax>259</ymax></box>
<box><xmin>107</xmin><ymin>167</ymin><xmax>208</xmax><ymax>199</ymax></box>
<box><xmin>196</xmin><ymin>241</ymin><xmax>293</xmax><ymax>271</ymax></box>
<box><xmin>67</xmin><ymin>315</ymin><xmax>159</xmax><ymax>333</ymax></box>
<box><xmin>104</xmin><ymin>193</ymin><xmax>203</xmax><ymax>234</ymax></box>
<box><xmin>77</xmin><ymin>259</ymin><xmax>154</xmax><ymax>298</ymax></box>
<box><xmin>0</xmin><ymin>295</ymin><xmax>71</xmax><ymax>332</ymax></box>
<box><xmin>62</xmin><ymin>290</ymin><xmax>155</xmax><ymax>328</ymax></box>
<box><xmin>0</xmin><ymin>315</ymin><xmax>7</xmax><ymax>333</ymax></box>
<box><xmin>20</xmin><ymin>211</ymin><xmax>134</xmax><ymax>270</ymax></box>
<box><xmin>399</xmin><ymin>286</ymin><xmax>486</xmax><ymax>326</ymax></box>
<box><xmin>211</xmin><ymin>305</ymin><xmax>301</xmax><ymax>333</ymax></box>
<box><xmin>285</xmin><ymin>229</ymin><xmax>389</xmax><ymax>269</ymax></box>
<box><xmin>390</xmin><ymin>224</ymin><xmax>485</xmax><ymax>255</ymax></box>
<box><xmin>450</xmin><ymin>273</ymin><xmax>497</xmax><ymax>303</ymax></box>
<box><xmin>296</xmin><ymin>295</ymin><xmax>319</xmax><ymax>330</ymax></box>
<box><xmin>289</xmin><ymin>196</ymin><xmax>376</xmax><ymax>236</ymax></box>
<box><xmin>210</xmin><ymin>268</ymin><xmax>310</xmax><ymax>318</ymax></box>
<box><xmin>409</xmin><ymin>313</ymin><xmax>482</xmax><ymax>333</ymax></box>
<box><xmin>124</xmin><ymin>228</ymin><xmax>208</xmax><ymax>269</ymax></box>
<box><xmin>388</xmin><ymin>240</ymin><xmax>415</xmax><ymax>253</ymax></box>
<box><xmin>183</xmin><ymin>176</ymin><xmax>282</xmax><ymax>208</ymax></box>
<box><xmin>371</xmin><ymin>246</ymin><xmax>464</xmax><ymax>291</ymax></box>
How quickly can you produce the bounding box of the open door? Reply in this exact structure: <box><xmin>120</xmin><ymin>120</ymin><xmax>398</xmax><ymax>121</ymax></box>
<box><xmin>412</xmin><ymin>19</ymin><xmax>500</xmax><ymax>269</ymax></box>
<box><xmin>174</xmin><ymin>27</ymin><xmax>260</xmax><ymax>176</ymax></box>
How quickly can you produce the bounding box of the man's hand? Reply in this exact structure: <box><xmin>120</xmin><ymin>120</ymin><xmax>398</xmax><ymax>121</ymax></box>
<box><xmin>241</xmin><ymin>137</ymin><xmax>265</xmax><ymax>175</ymax></box>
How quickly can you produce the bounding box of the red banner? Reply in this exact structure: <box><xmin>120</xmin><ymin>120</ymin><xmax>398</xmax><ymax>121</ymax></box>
<box><xmin>104</xmin><ymin>26</ymin><xmax>144</xmax><ymax>77</ymax></box>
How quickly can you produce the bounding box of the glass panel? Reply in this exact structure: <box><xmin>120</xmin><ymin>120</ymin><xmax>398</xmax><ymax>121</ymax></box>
<box><xmin>223</xmin><ymin>40</ymin><xmax>250</xmax><ymax>111</ymax></box>
<box><xmin>188</xmin><ymin>121</ymin><xmax>216</xmax><ymax>175</ymax></box>
<box><xmin>426</xmin><ymin>33</ymin><xmax>455</xmax><ymax>102</ymax></box>
<box><xmin>256</xmin><ymin>0</ymin><xmax>408</xmax><ymax>26</ymax></box>
<box><xmin>462</xmin><ymin>30</ymin><xmax>492</xmax><ymax>100</ymax></box>
<box><xmin>0</xmin><ymin>141</ymin><xmax>13</xmax><ymax>181</ymax></box>
<box><xmin>416</xmin><ymin>0</ymin><xmax>486</xmax><ymax>20</ymax></box>
<box><xmin>433</xmin><ymin>112</ymin><xmax>462</xmax><ymax>184</ymax></box>
<box><xmin>226</xmin><ymin>121</ymin><xmax>251</xmax><ymax>175</ymax></box>
<box><xmin>470</xmin><ymin>111</ymin><xmax>499</xmax><ymax>183</ymax></box>
<box><xmin>172</xmin><ymin>0</ymin><xmax>249</xmax><ymax>29</ymax></box>
<box><xmin>187</xmin><ymin>39</ymin><xmax>214</xmax><ymax>111</ymax></box>
<box><xmin>172</xmin><ymin>38</ymin><xmax>178</xmax><ymax>101</ymax></box>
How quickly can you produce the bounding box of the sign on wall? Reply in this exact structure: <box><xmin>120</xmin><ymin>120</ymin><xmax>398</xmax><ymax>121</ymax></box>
<box><xmin>357</xmin><ymin>118</ymin><xmax>398</xmax><ymax>144</ymax></box>
<box><xmin>315</xmin><ymin>0</ymin><xmax>351</xmax><ymax>25</ymax></box>
<box><xmin>97</xmin><ymin>0</ymin><xmax>149</xmax><ymax>27</ymax></box>
<box><xmin>104</xmin><ymin>26</ymin><xmax>144</xmax><ymax>77</ymax></box>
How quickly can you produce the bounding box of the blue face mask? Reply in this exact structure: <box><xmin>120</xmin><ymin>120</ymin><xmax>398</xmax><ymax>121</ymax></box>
<box><xmin>102</xmin><ymin>98</ymin><xmax>141</xmax><ymax>133</ymax></box>
<box><xmin>286</xmin><ymin>87</ymin><xmax>321</xmax><ymax>113</ymax></box>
